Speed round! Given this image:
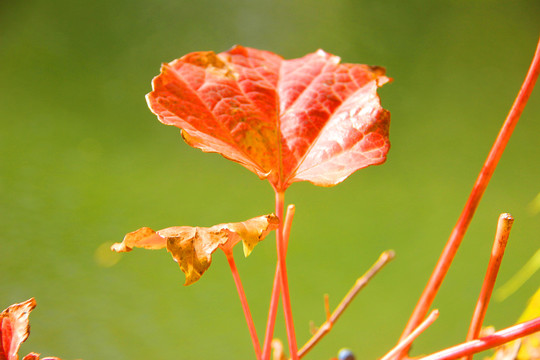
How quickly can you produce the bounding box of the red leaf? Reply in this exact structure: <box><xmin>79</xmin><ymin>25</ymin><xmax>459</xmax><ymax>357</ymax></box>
<box><xmin>0</xmin><ymin>299</ymin><xmax>36</xmax><ymax>360</ymax></box>
<box><xmin>147</xmin><ymin>46</ymin><xmax>391</xmax><ymax>190</ymax></box>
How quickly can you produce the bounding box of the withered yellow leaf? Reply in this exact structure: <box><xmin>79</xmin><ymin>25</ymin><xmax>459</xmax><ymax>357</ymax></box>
<box><xmin>110</xmin><ymin>227</ymin><xmax>166</xmax><ymax>252</ymax></box>
<box><xmin>490</xmin><ymin>287</ymin><xmax>540</xmax><ymax>360</ymax></box>
<box><xmin>111</xmin><ymin>214</ymin><xmax>279</xmax><ymax>285</ymax></box>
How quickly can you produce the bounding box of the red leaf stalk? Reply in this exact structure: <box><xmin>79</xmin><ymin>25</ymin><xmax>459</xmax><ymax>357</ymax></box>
<box><xmin>262</xmin><ymin>205</ymin><xmax>295</xmax><ymax>360</ymax></box>
<box><xmin>274</xmin><ymin>190</ymin><xmax>299</xmax><ymax>360</ymax></box>
<box><xmin>464</xmin><ymin>213</ymin><xmax>513</xmax><ymax>360</ymax></box>
<box><xmin>397</xmin><ymin>36</ymin><xmax>540</xmax><ymax>356</ymax></box>
<box><xmin>223</xmin><ymin>249</ymin><xmax>262</xmax><ymax>360</ymax></box>
<box><xmin>262</xmin><ymin>253</ymin><xmax>282</xmax><ymax>360</ymax></box>
<box><xmin>417</xmin><ymin>316</ymin><xmax>540</xmax><ymax>360</ymax></box>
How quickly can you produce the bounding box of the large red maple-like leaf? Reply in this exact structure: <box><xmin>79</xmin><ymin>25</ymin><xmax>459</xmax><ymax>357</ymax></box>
<box><xmin>147</xmin><ymin>46</ymin><xmax>391</xmax><ymax>190</ymax></box>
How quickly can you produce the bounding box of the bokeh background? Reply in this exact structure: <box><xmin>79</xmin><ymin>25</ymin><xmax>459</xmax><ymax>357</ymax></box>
<box><xmin>1</xmin><ymin>1</ymin><xmax>539</xmax><ymax>359</ymax></box>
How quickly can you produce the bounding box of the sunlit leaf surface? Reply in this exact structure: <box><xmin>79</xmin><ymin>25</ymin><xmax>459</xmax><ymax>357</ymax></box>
<box><xmin>147</xmin><ymin>46</ymin><xmax>391</xmax><ymax>189</ymax></box>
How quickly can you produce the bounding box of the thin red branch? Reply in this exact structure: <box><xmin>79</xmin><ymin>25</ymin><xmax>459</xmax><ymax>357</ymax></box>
<box><xmin>397</xmin><ymin>36</ymin><xmax>540</xmax><ymax>357</ymax></box>
<box><xmin>417</xmin><ymin>316</ymin><xmax>540</xmax><ymax>360</ymax></box>
<box><xmin>381</xmin><ymin>310</ymin><xmax>439</xmax><ymax>360</ymax></box>
<box><xmin>223</xmin><ymin>248</ymin><xmax>262</xmax><ymax>360</ymax></box>
<box><xmin>274</xmin><ymin>191</ymin><xmax>299</xmax><ymax>360</ymax></box>
<box><xmin>262</xmin><ymin>263</ymin><xmax>282</xmax><ymax>360</ymax></box>
<box><xmin>464</xmin><ymin>213</ymin><xmax>514</xmax><ymax>360</ymax></box>
<box><xmin>297</xmin><ymin>250</ymin><xmax>395</xmax><ymax>359</ymax></box>
<box><xmin>262</xmin><ymin>204</ymin><xmax>296</xmax><ymax>360</ymax></box>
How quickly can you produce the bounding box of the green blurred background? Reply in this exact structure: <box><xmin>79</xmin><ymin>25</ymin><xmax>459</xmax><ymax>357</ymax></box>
<box><xmin>1</xmin><ymin>0</ymin><xmax>539</xmax><ymax>359</ymax></box>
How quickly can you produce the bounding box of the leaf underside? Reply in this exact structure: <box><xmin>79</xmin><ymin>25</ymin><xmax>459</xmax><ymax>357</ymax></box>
<box><xmin>112</xmin><ymin>214</ymin><xmax>279</xmax><ymax>285</ymax></box>
<box><xmin>147</xmin><ymin>46</ymin><xmax>391</xmax><ymax>190</ymax></box>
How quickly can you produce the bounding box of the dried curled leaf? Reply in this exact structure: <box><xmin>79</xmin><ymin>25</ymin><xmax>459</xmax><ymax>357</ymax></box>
<box><xmin>147</xmin><ymin>46</ymin><xmax>391</xmax><ymax>190</ymax></box>
<box><xmin>110</xmin><ymin>227</ymin><xmax>164</xmax><ymax>252</ymax></box>
<box><xmin>112</xmin><ymin>214</ymin><xmax>279</xmax><ymax>285</ymax></box>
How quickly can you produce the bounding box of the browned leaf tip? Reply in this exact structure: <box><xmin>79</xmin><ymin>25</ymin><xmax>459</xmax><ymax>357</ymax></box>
<box><xmin>110</xmin><ymin>227</ymin><xmax>166</xmax><ymax>252</ymax></box>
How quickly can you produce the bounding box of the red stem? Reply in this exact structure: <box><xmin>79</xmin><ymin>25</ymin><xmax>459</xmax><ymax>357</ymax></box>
<box><xmin>464</xmin><ymin>213</ymin><xmax>513</xmax><ymax>360</ymax></box>
<box><xmin>262</xmin><ymin>265</ymin><xmax>282</xmax><ymax>360</ymax></box>
<box><xmin>417</xmin><ymin>316</ymin><xmax>540</xmax><ymax>360</ymax></box>
<box><xmin>273</xmin><ymin>190</ymin><xmax>299</xmax><ymax>359</ymax></box>
<box><xmin>397</xmin><ymin>36</ymin><xmax>540</xmax><ymax>356</ymax></box>
<box><xmin>262</xmin><ymin>205</ymin><xmax>295</xmax><ymax>360</ymax></box>
<box><xmin>381</xmin><ymin>310</ymin><xmax>439</xmax><ymax>360</ymax></box>
<box><xmin>223</xmin><ymin>248</ymin><xmax>262</xmax><ymax>360</ymax></box>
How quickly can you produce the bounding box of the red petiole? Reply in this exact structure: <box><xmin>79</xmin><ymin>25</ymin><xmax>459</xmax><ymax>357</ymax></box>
<box><xmin>262</xmin><ymin>204</ymin><xmax>295</xmax><ymax>360</ymax></box>
<box><xmin>272</xmin><ymin>190</ymin><xmax>299</xmax><ymax>360</ymax></box>
<box><xmin>223</xmin><ymin>248</ymin><xmax>262</xmax><ymax>360</ymax></box>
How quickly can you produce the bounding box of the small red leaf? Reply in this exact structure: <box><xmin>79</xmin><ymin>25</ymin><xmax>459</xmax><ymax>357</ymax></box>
<box><xmin>147</xmin><ymin>46</ymin><xmax>391</xmax><ymax>190</ymax></box>
<box><xmin>0</xmin><ymin>299</ymin><xmax>36</xmax><ymax>360</ymax></box>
